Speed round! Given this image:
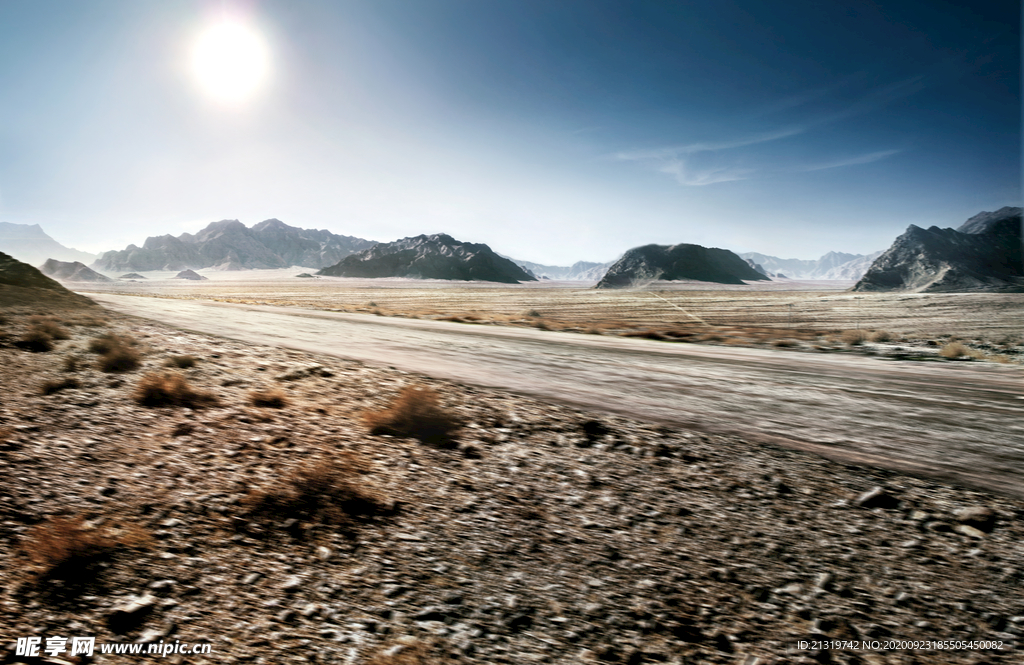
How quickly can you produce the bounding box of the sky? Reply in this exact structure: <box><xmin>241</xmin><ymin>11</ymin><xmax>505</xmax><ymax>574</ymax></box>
<box><xmin>0</xmin><ymin>0</ymin><xmax>1019</xmax><ymax>265</ymax></box>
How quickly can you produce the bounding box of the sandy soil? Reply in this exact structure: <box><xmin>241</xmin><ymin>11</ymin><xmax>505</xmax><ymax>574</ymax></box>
<box><xmin>87</xmin><ymin>293</ymin><xmax>1024</xmax><ymax>499</ymax></box>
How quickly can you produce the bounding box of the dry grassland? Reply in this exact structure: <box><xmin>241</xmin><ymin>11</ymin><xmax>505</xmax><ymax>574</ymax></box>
<box><xmin>80</xmin><ymin>276</ymin><xmax>1023</xmax><ymax>346</ymax></box>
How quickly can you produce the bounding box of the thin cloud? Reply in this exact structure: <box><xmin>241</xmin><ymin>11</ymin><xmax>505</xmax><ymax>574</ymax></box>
<box><xmin>659</xmin><ymin>160</ymin><xmax>753</xmax><ymax>186</ymax></box>
<box><xmin>615</xmin><ymin>126</ymin><xmax>803</xmax><ymax>161</ymax></box>
<box><xmin>799</xmin><ymin>149</ymin><xmax>902</xmax><ymax>172</ymax></box>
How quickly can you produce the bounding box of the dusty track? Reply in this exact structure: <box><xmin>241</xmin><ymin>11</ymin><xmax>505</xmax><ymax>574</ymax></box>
<box><xmin>88</xmin><ymin>292</ymin><xmax>1024</xmax><ymax>497</ymax></box>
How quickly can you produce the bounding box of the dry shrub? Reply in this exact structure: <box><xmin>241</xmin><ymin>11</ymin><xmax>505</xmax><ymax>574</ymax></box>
<box><xmin>134</xmin><ymin>373</ymin><xmax>219</xmax><ymax>408</ymax></box>
<box><xmin>939</xmin><ymin>341</ymin><xmax>968</xmax><ymax>359</ymax></box>
<box><xmin>63</xmin><ymin>355</ymin><xmax>82</xmax><ymax>372</ymax></box>
<box><xmin>869</xmin><ymin>330</ymin><xmax>892</xmax><ymax>343</ymax></box>
<box><xmin>98</xmin><ymin>345</ymin><xmax>140</xmax><ymax>373</ymax></box>
<box><xmin>74</xmin><ymin>316</ymin><xmax>108</xmax><ymax>327</ymax></box>
<box><xmin>772</xmin><ymin>338</ymin><xmax>798</xmax><ymax>347</ymax></box>
<box><xmin>841</xmin><ymin>329</ymin><xmax>867</xmax><ymax>346</ymax></box>
<box><xmin>364</xmin><ymin>641</ymin><xmax>444</xmax><ymax>665</ymax></box>
<box><xmin>621</xmin><ymin>329</ymin><xmax>668</xmax><ymax>340</ymax></box>
<box><xmin>987</xmin><ymin>354</ymin><xmax>1013</xmax><ymax>364</ymax></box>
<box><xmin>250</xmin><ymin>388</ymin><xmax>288</xmax><ymax>408</ymax></box>
<box><xmin>363</xmin><ymin>386</ymin><xmax>462</xmax><ymax>445</ymax></box>
<box><xmin>20</xmin><ymin>516</ymin><xmax>148</xmax><ymax>582</ymax></box>
<box><xmin>532</xmin><ymin>319</ymin><xmax>550</xmax><ymax>330</ymax></box>
<box><xmin>28</xmin><ymin>318</ymin><xmax>70</xmax><ymax>340</ymax></box>
<box><xmin>15</xmin><ymin>328</ymin><xmax>54</xmax><ymax>352</ymax></box>
<box><xmin>41</xmin><ymin>377</ymin><xmax>81</xmax><ymax>395</ymax></box>
<box><xmin>524</xmin><ymin>309</ymin><xmax>541</xmax><ymax>318</ymax></box>
<box><xmin>165</xmin><ymin>355</ymin><xmax>197</xmax><ymax>369</ymax></box>
<box><xmin>241</xmin><ymin>456</ymin><xmax>384</xmax><ymax>528</ymax></box>
<box><xmin>88</xmin><ymin>333</ymin><xmax>133</xmax><ymax>354</ymax></box>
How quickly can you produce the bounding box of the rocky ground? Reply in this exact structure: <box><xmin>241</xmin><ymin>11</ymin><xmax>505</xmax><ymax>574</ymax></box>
<box><xmin>1</xmin><ymin>304</ymin><xmax>1022</xmax><ymax>665</ymax></box>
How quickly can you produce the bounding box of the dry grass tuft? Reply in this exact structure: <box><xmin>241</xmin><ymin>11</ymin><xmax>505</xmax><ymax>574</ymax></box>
<box><xmin>841</xmin><ymin>329</ymin><xmax>867</xmax><ymax>346</ymax></box>
<box><xmin>134</xmin><ymin>372</ymin><xmax>219</xmax><ymax>408</ymax></box>
<box><xmin>63</xmin><ymin>355</ymin><xmax>82</xmax><ymax>372</ymax></box>
<box><xmin>88</xmin><ymin>332</ymin><xmax>135</xmax><ymax>354</ymax></box>
<box><xmin>363</xmin><ymin>386</ymin><xmax>462</xmax><ymax>445</ymax></box>
<box><xmin>241</xmin><ymin>456</ymin><xmax>385</xmax><ymax>529</ymax></box>
<box><xmin>250</xmin><ymin>388</ymin><xmax>288</xmax><ymax>408</ymax></box>
<box><xmin>20</xmin><ymin>516</ymin><xmax>149</xmax><ymax>582</ymax></box>
<box><xmin>98</xmin><ymin>345</ymin><xmax>141</xmax><ymax>373</ymax></box>
<box><xmin>28</xmin><ymin>317</ymin><xmax>70</xmax><ymax>340</ymax></box>
<box><xmin>15</xmin><ymin>327</ymin><xmax>54</xmax><ymax>352</ymax></box>
<box><xmin>939</xmin><ymin>341</ymin><xmax>968</xmax><ymax>359</ymax></box>
<box><xmin>165</xmin><ymin>355</ymin><xmax>197</xmax><ymax>369</ymax></box>
<box><xmin>41</xmin><ymin>377</ymin><xmax>81</xmax><ymax>395</ymax></box>
<box><xmin>771</xmin><ymin>338</ymin><xmax>798</xmax><ymax>347</ymax></box>
<box><xmin>364</xmin><ymin>641</ymin><xmax>444</xmax><ymax>665</ymax></box>
<box><xmin>869</xmin><ymin>330</ymin><xmax>892</xmax><ymax>343</ymax></box>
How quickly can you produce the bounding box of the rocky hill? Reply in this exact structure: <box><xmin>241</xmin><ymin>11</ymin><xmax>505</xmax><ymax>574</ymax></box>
<box><xmin>0</xmin><ymin>222</ymin><xmax>97</xmax><ymax>267</ymax></box>
<box><xmin>40</xmin><ymin>259</ymin><xmax>113</xmax><ymax>282</ymax></box>
<box><xmin>852</xmin><ymin>207</ymin><xmax>1023</xmax><ymax>293</ymax></box>
<box><xmin>597</xmin><ymin>243</ymin><xmax>770</xmax><ymax>288</ymax></box>
<box><xmin>94</xmin><ymin>220</ymin><xmax>376</xmax><ymax>272</ymax></box>
<box><xmin>0</xmin><ymin>251</ymin><xmax>96</xmax><ymax>308</ymax></box>
<box><xmin>318</xmin><ymin>234</ymin><xmax>537</xmax><ymax>283</ymax></box>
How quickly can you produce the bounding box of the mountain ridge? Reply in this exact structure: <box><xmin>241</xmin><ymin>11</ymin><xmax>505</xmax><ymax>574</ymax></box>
<box><xmin>318</xmin><ymin>234</ymin><xmax>537</xmax><ymax>283</ymax></box>
<box><xmin>597</xmin><ymin>243</ymin><xmax>770</xmax><ymax>288</ymax></box>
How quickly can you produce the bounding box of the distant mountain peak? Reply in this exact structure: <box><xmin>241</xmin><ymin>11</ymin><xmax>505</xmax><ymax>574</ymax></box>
<box><xmin>597</xmin><ymin>242</ymin><xmax>769</xmax><ymax>288</ymax></box>
<box><xmin>318</xmin><ymin>234</ymin><xmax>536</xmax><ymax>283</ymax></box>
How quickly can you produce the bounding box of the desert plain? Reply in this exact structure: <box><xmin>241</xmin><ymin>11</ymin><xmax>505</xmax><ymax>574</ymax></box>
<box><xmin>2</xmin><ymin>272</ymin><xmax>1023</xmax><ymax>664</ymax></box>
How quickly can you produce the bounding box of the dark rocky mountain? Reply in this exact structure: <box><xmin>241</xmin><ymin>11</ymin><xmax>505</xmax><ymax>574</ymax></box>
<box><xmin>852</xmin><ymin>207</ymin><xmax>1023</xmax><ymax>293</ymax></box>
<box><xmin>174</xmin><ymin>269</ymin><xmax>208</xmax><ymax>281</ymax></box>
<box><xmin>0</xmin><ymin>222</ymin><xmax>96</xmax><ymax>267</ymax></box>
<box><xmin>745</xmin><ymin>258</ymin><xmax>769</xmax><ymax>276</ymax></box>
<box><xmin>597</xmin><ymin>243</ymin><xmax>770</xmax><ymax>289</ymax></box>
<box><xmin>0</xmin><ymin>251</ymin><xmax>96</xmax><ymax>308</ymax></box>
<box><xmin>39</xmin><ymin>259</ymin><xmax>113</xmax><ymax>282</ymax></box>
<box><xmin>317</xmin><ymin>234</ymin><xmax>537</xmax><ymax>283</ymax></box>
<box><xmin>94</xmin><ymin>219</ymin><xmax>375</xmax><ymax>272</ymax></box>
<box><xmin>119</xmin><ymin>273</ymin><xmax>146</xmax><ymax>279</ymax></box>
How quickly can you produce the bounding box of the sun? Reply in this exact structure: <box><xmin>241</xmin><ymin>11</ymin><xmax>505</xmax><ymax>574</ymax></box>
<box><xmin>190</xmin><ymin>19</ymin><xmax>270</xmax><ymax>106</ymax></box>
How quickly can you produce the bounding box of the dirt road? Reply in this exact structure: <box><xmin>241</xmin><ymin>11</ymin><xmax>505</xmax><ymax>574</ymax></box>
<box><xmin>87</xmin><ymin>293</ymin><xmax>1024</xmax><ymax>497</ymax></box>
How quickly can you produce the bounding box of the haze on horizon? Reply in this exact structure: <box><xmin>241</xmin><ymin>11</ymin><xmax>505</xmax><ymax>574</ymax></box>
<box><xmin>0</xmin><ymin>0</ymin><xmax>1019</xmax><ymax>266</ymax></box>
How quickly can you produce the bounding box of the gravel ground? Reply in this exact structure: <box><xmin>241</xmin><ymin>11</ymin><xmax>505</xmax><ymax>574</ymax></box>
<box><xmin>1</xmin><ymin>305</ymin><xmax>1022</xmax><ymax>665</ymax></box>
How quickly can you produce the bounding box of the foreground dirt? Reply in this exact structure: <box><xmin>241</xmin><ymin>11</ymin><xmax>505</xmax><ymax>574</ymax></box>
<box><xmin>1</xmin><ymin>306</ymin><xmax>1023</xmax><ymax>664</ymax></box>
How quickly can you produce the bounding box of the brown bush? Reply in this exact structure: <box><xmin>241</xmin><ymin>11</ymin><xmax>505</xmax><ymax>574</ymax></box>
<box><xmin>134</xmin><ymin>373</ymin><xmax>219</xmax><ymax>408</ymax></box>
<box><xmin>88</xmin><ymin>333</ymin><xmax>126</xmax><ymax>354</ymax></box>
<box><xmin>362</xmin><ymin>386</ymin><xmax>462</xmax><ymax>445</ymax></box>
<box><xmin>63</xmin><ymin>355</ymin><xmax>82</xmax><ymax>372</ymax></box>
<box><xmin>98</xmin><ymin>345</ymin><xmax>140</xmax><ymax>373</ymax></box>
<box><xmin>250</xmin><ymin>388</ymin><xmax>288</xmax><ymax>408</ymax></box>
<box><xmin>939</xmin><ymin>342</ymin><xmax>968</xmax><ymax>359</ymax></box>
<box><xmin>15</xmin><ymin>328</ymin><xmax>54</xmax><ymax>352</ymax></box>
<box><xmin>841</xmin><ymin>329</ymin><xmax>867</xmax><ymax>346</ymax></box>
<box><xmin>869</xmin><ymin>330</ymin><xmax>892</xmax><ymax>343</ymax></box>
<box><xmin>41</xmin><ymin>377</ymin><xmax>81</xmax><ymax>395</ymax></box>
<box><xmin>772</xmin><ymin>338</ymin><xmax>798</xmax><ymax>347</ymax></box>
<box><xmin>27</xmin><ymin>318</ymin><xmax>70</xmax><ymax>340</ymax></box>
<box><xmin>22</xmin><ymin>516</ymin><xmax>117</xmax><ymax>581</ymax></box>
<box><xmin>165</xmin><ymin>355</ymin><xmax>197</xmax><ymax>369</ymax></box>
<box><xmin>241</xmin><ymin>456</ymin><xmax>384</xmax><ymax>528</ymax></box>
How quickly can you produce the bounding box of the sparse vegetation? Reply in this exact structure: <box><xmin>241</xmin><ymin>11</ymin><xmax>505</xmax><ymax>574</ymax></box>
<box><xmin>41</xmin><ymin>377</ymin><xmax>81</xmax><ymax>395</ymax></box>
<box><xmin>841</xmin><ymin>329</ymin><xmax>867</xmax><ymax>346</ymax></box>
<box><xmin>525</xmin><ymin>309</ymin><xmax>541</xmax><ymax>318</ymax></box>
<box><xmin>28</xmin><ymin>316</ymin><xmax>70</xmax><ymax>340</ymax></box>
<box><xmin>869</xmin><ymin>330</ymin><xmax>892</xmax><ymax>343</ymax></box>
<box><xmin>134</xmin><ymin>372</ymin><xmax>219</xmax><ymax>408</ymax></box>
<box><xmin>939</xmin><ymin>341</ymin><xmax>968</xmax><ymax>359</ymax></box>
<box><xmin>241</xmin><ymin>456</ymin><xmax>384</xmax><ymax>529</ymax></box>
<box><xmin>363</xmin><ymin>386</ymin><xmax>462</xmax><ymax>445</ymax></box>
<box><xmin>98</xmin><ymin>344</ymin><xmax>141</xmax><ymax>373</ymax></box>
<box><xmin>165</xmin><ymin>354</ymin><xmax>197</xmax><ymax>369</ymax></box>
<box><xmin>88</xmin><ymin>332</ymin><xmax>135</xmax><ymax>354</ymax></box>
<box><xmin>20</xmin><ymin>516</ymin><xmax>149</xmax><ymax>583</ymax></box>
<box><xmin>63</xmin><ymin>355</ymin><xmax>82</xmax><ymax>372</ymax></box>
<box><xmin>250</xmin><ymin>388</ymin><xmax>288</xmax><ymax>408</ymax></box>
<box><xmin>771</xmin><ymin>338</ymin><xmax>798</xmax><ymax>347</ymax></box>
<box><xmin>15</xmin><ymin>327</ymin><xmax>54</xmax><ymax>352</ymax></box>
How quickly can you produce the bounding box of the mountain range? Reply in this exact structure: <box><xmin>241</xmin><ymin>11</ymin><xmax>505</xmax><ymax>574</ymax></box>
<box><xmin>318</xmin><ymin>234</ymin><xmax>537</xmax><ymax>283</ymax></box>
<box><xmin>0</xmin><ymin>222</ymin><xmax>97</xmax><ymax>267</ymax></box>
<box><xmin>94</xmin><ymin>219</ymin><xmax>377</xmax><ymax>272</ymax></box>
<box><xmin>502</xmin><ymin>257</ymin><xmax>617</xmax><ymax>281</ymax></box>
<box><xmin>40</xmin><ymin>259</ymin><xmax>113</xmax><ymax>282</ymax></box>
<box><xmin>852</xmin><ymin>207</ymin><xmax>1023</xmax><ymax>293</ymax></box>
<box><xmin>738</xmin><ymin>250</ymin><xmax>882</xmax><ymax>280</ymax></box>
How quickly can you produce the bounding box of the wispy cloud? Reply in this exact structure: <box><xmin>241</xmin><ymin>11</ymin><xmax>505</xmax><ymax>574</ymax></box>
<box><xmin>614</xmin><ymin>126</ymin><xmax>803</xmax><ymax>162</ymax></box>
<box><xmin>798</xmin><ymin>149</ymin><xmax>902</xmax><ymax>172</ymax></box>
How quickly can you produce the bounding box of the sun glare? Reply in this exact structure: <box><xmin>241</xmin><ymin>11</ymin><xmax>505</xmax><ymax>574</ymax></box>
<box><xmin>191</xmin><ymin>19</ymin><xmax>270</xmax><ymax>106</ymax></box>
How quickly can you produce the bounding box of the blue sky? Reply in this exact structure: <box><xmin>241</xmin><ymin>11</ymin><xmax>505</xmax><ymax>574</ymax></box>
<box><xmin>0</xmin><ymin>0</ymin><xmax>1019</xmax><ymax>264</ymax></box>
